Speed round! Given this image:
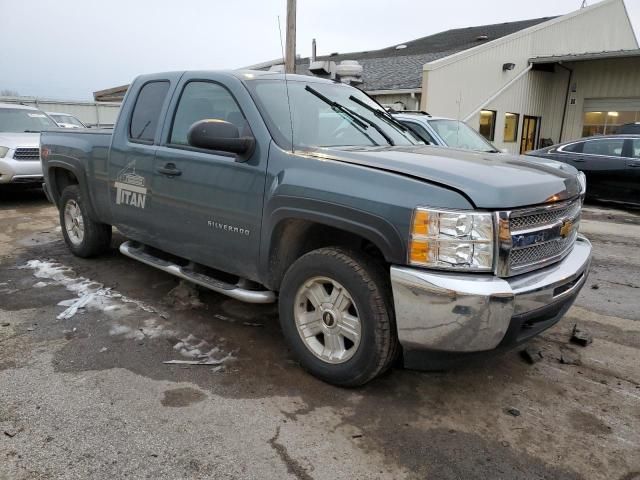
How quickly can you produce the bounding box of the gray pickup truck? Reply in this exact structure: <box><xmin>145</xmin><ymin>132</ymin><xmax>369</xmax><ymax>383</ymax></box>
<box><xmin>41</xmin><ymin>70</ymin><xmax>591</xmax><ymax>386</ymax></box>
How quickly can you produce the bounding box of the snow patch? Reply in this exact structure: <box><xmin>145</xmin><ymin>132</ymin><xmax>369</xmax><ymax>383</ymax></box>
<box><xmin>21</xmin><ymin>260</ymin><xmax>162</xmax><ymax>320</ymax></box>
<box><xmin>172</xmin><ymin>334</ymin><xmax>236</xmax><ymax>365</ymax></box>
<box><xmin>22</xmin><ymin>259</ymin><xmax>235</xmax><ymax>368</ymax></box>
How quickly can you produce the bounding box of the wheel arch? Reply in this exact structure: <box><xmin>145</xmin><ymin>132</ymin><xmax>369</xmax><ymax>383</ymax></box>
<box><xmin>262</xmin><ymin>204</ymin><xmax>405</xmax><ymax>291</ymax></box>
<box><xmin>47</xmin><ymin>163</ymin><xmax>99</xmax><ymax>220</ymax></box>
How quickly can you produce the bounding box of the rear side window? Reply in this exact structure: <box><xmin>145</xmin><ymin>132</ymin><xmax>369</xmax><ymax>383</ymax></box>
<box><xmin>170</xmin><ymin>81</ymin><xmax>247</xmax><ymax>146</ymax></box>
<box><xmin>129</xmin><ymin>81</ymin><xmax>170</xmax><ymax>143</ymax></box>
<box><xmin>582</xmin><ymin>138</ymin><xmax>624</xmax><ymax>157</ymax></box>
<box><xmin>561</xmin><ymin>142</ymin><xmax>583</xmax><ymax>153</ymax></box>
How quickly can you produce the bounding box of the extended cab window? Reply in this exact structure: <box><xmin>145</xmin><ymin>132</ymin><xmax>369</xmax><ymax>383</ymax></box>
<box><xmin>170</xmin><ymin>82</ymin><xmax>247</xmax><ymax>146</ymax></box>
<box><xmin>129</xmin><ymin>81</ymin><xmax>170</xmax><ymax>143</ymax></box>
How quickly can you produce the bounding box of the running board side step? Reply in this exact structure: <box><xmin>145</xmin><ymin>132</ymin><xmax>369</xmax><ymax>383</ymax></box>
<box><xmin>119</xmin><ymin>241</ymin><xmax>276</xmax><ymax>304</ymax></box>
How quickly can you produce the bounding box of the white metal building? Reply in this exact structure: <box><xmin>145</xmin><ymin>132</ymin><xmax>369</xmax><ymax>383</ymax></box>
<box><xmin>421</xmin><ymin>0</ymin><xmax>639</xmax><ymax>153</ymax></box>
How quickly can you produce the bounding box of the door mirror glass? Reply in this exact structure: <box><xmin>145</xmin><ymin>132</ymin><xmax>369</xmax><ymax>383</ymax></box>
<box><xmin>187</xmin><ymin>119</ymin><xmax>254</xmax><ymax>155</ymax></box>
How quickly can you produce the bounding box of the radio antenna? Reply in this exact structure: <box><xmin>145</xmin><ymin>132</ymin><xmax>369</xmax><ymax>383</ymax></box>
<box><xmin>278</xmin><ymin>15</ymin><xmax>295</xmax><ymax>153</ymax></box>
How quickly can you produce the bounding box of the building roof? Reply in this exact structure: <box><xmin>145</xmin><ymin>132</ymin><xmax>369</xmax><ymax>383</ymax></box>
<box><xmin>291</xmin><ymin>17</ymin><xmax>556</xmax><ymax>91</ymax></box>
<box><xmin>530</xmin><ymin>49</ymin><xmax>640</xmax><ymax>64</ymax></box>
<box><xmin>94</xmin><ymin>16</ymin><xmax>557</xmax><ymax>100</ymax></box>
<box><xmin>93</xmin><ymin>84</ymin><xmax>130</xmax><ymax>102</ymax></box>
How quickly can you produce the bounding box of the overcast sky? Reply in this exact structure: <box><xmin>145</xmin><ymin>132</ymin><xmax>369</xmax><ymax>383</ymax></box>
<box><xmin>1</xmin><ymin>0</ymin><xmax>638</xmax><ymax>100</ymax></box>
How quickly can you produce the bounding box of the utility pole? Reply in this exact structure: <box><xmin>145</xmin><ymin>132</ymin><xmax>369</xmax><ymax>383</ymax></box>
<box><xmin>285</xmin><ymin>0</ymin><xmax>297</xmax><ymax>74</ymax></box>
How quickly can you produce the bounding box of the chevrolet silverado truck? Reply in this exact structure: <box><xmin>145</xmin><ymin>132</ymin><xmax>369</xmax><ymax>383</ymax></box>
<box><xmin>41</xmin><ymin>70</ymin><xmax>591</xmax><ymax>386</ymax></box>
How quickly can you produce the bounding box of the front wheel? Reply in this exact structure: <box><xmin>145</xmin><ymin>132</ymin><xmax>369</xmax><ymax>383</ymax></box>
<box><xmin>279</xmin><ymin>247</ymin><xmax>398</xmax><ymax>387</ymax></box>
<box><xmin>59</xmin><ymin>185</ymin><xmax>112</xmax><ymax>257</ymax></box>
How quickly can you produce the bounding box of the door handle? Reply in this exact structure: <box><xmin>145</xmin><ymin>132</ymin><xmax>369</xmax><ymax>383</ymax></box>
<box><xmin>572</xmin><ymin>158</ymin><xmax>585</xmax><ymax>163</ymax></box>
<box><xmin>156</xmin><ymin>163</ymin><xmax>182</xmax><ymax>176</ymax></box>
<box><xmin>629</xmin><ymin>162</ymin><xmax>640</xmax><ymax>168</ymax></box>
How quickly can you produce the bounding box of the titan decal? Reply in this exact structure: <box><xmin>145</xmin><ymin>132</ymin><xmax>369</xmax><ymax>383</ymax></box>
<box><xmin>115</xmin><ymin>162</ymin><xmax>147</xmax><ymax>208</ymax></box>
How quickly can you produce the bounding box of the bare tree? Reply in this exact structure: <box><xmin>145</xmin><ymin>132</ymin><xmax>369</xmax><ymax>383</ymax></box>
<box><xmin>0</xmin><ymin>89</ymin><xmax>20</xmax><ymax>97</ymax></box>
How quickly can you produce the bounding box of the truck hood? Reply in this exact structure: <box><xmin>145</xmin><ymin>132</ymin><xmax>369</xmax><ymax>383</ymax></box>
<box><xmin>0</xmin><ymin>132</ymin><xmax>40</xmax><ymax>149</ymax></box>
<box><xmin>312</xmin><ymin>145</ymin><xmax>581</xmax><ymax>209</ymax></box>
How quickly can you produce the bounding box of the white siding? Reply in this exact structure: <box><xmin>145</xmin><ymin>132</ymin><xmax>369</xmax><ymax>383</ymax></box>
<box><xmin>561</xmin><ymin>57</ymin><xmax>640</xmax><ymax>140</ymax></box>
<box><xmin>420</xmin><ymin>0</ymin><xmax>638</xmax><ymax>152</ymax></box>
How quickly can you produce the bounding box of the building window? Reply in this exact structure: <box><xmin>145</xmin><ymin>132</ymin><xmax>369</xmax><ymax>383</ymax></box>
<box><xmin>582</xmin><ymin>110</ymin><xmax>640</xmax><ymax>136</ymax></box>
<box><xmin>503</xmin><ymin>113</ymin><xmax>519</xmax><ymax>143</ymax></box>
<box><xmin>479</xmin><ymin>110</ymin><xmax>496</xmax><ymax>141</ymax></box>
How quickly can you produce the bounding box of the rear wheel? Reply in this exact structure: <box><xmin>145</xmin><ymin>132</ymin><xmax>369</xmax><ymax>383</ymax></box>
<box><xmin>279</xmin><ymin>247</ymin><xmax>397</xmax><ymax>387</ymax></box>
<box><xmin>59</xmin><ymin>185</ymin><xmax>111</xmax><ymax>257</ymax></box>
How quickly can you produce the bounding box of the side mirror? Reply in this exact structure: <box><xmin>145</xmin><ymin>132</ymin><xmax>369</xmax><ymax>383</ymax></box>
<box><xmin>187</xmin><ymin>119</ymin><xmax>254</xmax><ymax>156</ymax></box>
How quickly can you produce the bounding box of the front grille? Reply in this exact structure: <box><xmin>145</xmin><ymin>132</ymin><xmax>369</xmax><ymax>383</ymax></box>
<box><xmin>509</xmin><ymin>230</ymin><xmax>578</xmax><ymax>269</ymax></box>
<box><xmin>13</xmin><ymin>148</ymin><xmax>40</xmax><ymax>161</ymax></box>
<box><xmin>499</xmin><ymin>198</ymin><xmax>582</xmax><ymax>276</ymax></box>
<box><xmin>510</xmin><ymin>201</ymin><xmax>581</xmax><ymax>231</ymax></box>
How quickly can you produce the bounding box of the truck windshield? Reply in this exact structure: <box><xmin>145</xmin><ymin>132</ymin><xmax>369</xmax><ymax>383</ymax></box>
<box><xmin>428</xmin><ymin>119</ymin><xmax>498</xmax><ymax>153</ymax></box>
<box><xmin>247</xmin><ymin>79</ymin><xmax>422</xmax><ymax>149</ymax></box>
<box><xmin>0</xmin><ymin>108</ymin><xmax>58</xmax><ymax>133</ymax></box>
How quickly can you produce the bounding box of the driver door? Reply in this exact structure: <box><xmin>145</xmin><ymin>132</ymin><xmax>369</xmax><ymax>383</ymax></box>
<box><xmin>152</xmin><ymin>78</ymin><xmax>267</xmax><ymax>279</ymax></box>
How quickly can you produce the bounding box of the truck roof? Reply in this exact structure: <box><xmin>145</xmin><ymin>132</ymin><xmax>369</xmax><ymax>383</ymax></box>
<box><xmin>136</xmin><ymin>70</ymin><xmax>339</xmax><ymax>85</ymax></box>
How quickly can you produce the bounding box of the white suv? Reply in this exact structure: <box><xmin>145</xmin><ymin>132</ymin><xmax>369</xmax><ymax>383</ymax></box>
<box><xmin>0</xmin><ymin>103</ymin><xmax>57</xmax><ymax>184</ymax></box>
<box><xmin>392</xmin><ymin>111</ymin><xmax>501</xmax><ymax>153</ymax></box>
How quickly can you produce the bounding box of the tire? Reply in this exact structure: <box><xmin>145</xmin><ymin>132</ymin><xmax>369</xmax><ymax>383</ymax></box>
<box><xmin>279</xmin><ymin>247</ymin><xmax>398</xmax><ymax>387</ymax></box>
<box><xmin>59</xmin><ymin>185</ymin><xmax>112</xmax><ymax>257</ymax></box>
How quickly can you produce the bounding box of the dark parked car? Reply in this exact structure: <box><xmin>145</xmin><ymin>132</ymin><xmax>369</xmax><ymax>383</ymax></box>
<box><xmin>619</xmin><ymin>123</ymin><xmax>640</xmax><ymax>134</ymax></box>
<box><xmin>528</xmin><ymin>135</ymin><xmax>640</xmax><ymax>206</ymax></box>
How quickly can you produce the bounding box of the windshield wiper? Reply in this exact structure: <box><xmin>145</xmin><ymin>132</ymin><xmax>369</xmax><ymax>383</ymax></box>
<box><xmin>348</xmin><ymin>95</ymin><xmax>409</xmax><ymax>133</ymax></box>
<box><xmin>305</xmin><ymin>86</ymin><xmax>396</xmax><ymax>145</ymax></box>
<box><xmin>305</xmin><ymin>85</ymin><xmax>369</xmax><ymax>130</ymax></box>
<box><xmin>23</xmin><ymin>130</ymin><xmax>41</xmax><ymax>133</ymax></box>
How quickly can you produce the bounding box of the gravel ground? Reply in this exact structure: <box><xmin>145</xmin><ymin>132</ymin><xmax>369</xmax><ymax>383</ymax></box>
<box><xmin>0</xmin><ymin>188</ymin><xmax>639</xmax><ymax>480</ymax></box>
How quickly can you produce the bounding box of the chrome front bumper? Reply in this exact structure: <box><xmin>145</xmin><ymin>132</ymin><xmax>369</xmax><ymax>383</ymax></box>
<box><xmin>390</xmin><ymin>236</ymin><xmax>591</xmax><ymax>356</ymax></box>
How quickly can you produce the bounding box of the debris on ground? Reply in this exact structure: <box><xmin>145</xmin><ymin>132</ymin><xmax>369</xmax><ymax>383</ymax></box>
<box><xmin>26</xmin><ymin>327</ymin><xmax>35</xmax><ymax>331</ymax></box>
<box><xmin>163</xmin><ymin>280</ymin><xmax>204</xmax><ymax>310</ymax></box>
<box><xmin>571</xmin><ymin>324</ymin><xmax>593</xmax><ymax>347</ymax></box>
<box><xmin>214</xmin><ymin>314</ymin><xmax>235</xmax><ymax>323</ymax></box>
<box><xmin>505</xmin><ymin>407</ymin><xmax>521</xmax><ymax>417</ymax></box>
<box><xmin>99</xmin><ymin>347</ymin><xmax>108</xmax><ymax>353</ymax></box>
<box><xmin>163</xmin><ymin>359</ymin><xmax>226</xmax><ymax>366</ymax></box>
<box><xmin>591</xmin><ymin>284</ymin><xmax>600</xmax><ymax>290</ymax></box>
<box><xmin>243</xmin><ymin>322</ymin><xmax>264</xmax><ymax>327</ymax></box>
<box><xmin>1</xmin><ymin>322</ymin><xmax>10</xmax><ymax>327</ymax></box>
<box><xmin>520</xmin><ymin>345</ymin><xmax>544</xmax><ymax>364</ymax></box>
<box><xmin>3</xmin><ymin>430</ymin><xmax>20</xmax><ymax>438</ymax></box>
<box><xmin>560</xmin><ymin>347</ymin><xmax>582</xmax><ymax>366</ymax></box>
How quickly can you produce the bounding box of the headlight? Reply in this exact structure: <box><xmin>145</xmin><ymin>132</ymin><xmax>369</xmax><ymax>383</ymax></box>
<box><xmin>577</xmin><ymin>171</ymin><xmax>587</xmax><ymax>196</ymax></box>
<box><xmin>0</xmin><ymin>146</ymin><xmax>9</xmax><ymax>158</ymax></box>
<box><xmin>409</xmin><ymin>207</ymin><xmax>494</xmax><ymax>271</ymax></box>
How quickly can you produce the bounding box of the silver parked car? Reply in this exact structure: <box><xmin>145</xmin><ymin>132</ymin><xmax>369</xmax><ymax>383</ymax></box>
<box><xmin>0</xmin><ymin>103</ymin><xmax>57</xmax><ymax>185</ymax></box>
<box><xmin>392</xmin><ymin>111</ymin><xmax>501</xmax><ymax>153</ymax></box>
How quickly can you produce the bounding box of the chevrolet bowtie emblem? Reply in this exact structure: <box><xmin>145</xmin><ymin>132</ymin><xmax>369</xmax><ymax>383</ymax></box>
<box><xmin>560</xmin><ymin>219</ymin><xmax>573</xmax><ymax>238</ymax></box>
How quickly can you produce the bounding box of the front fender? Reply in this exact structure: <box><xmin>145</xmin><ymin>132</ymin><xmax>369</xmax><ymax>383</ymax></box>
<box><xmin>266</xmin><ymin>195</ymin><xmax>406</xmax><ymax>263</ymax></box>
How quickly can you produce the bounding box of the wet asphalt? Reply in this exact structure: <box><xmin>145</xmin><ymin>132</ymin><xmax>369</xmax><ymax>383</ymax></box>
<box><xmin>0</xmin><ymin>187</ymin><xmax>639</xmax><ymax>480</ymax></box>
